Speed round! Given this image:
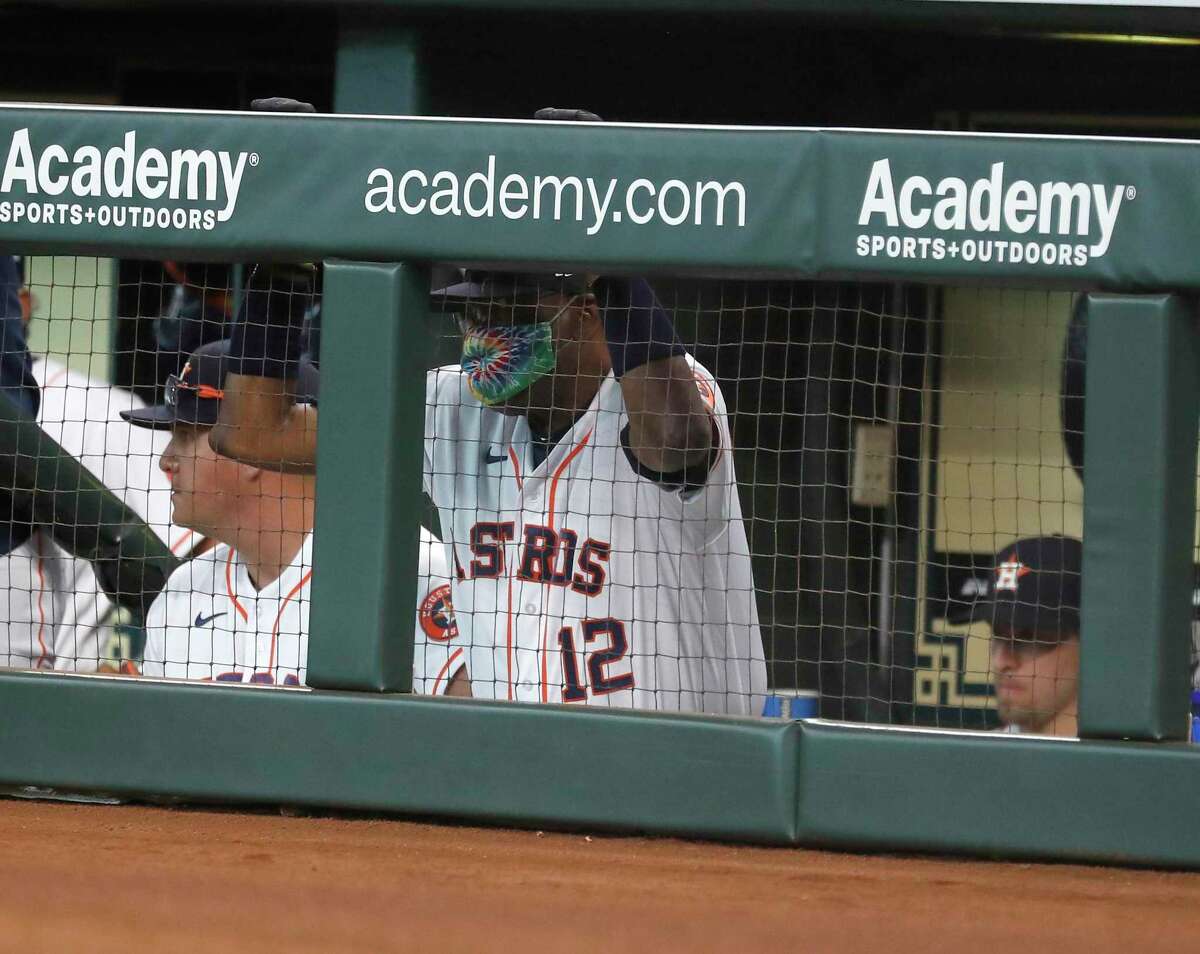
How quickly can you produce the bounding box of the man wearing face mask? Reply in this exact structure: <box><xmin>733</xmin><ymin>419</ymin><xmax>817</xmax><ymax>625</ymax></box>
<box><xmin>421</xmin><ymin>269</ymin><xmax>766</xmax><ymax>712</ymax></box>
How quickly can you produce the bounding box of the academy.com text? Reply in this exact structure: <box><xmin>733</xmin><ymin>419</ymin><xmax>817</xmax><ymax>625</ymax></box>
<box><xmin>363</xmin><ymin>155</ymin><xmax>747</xmax><ymax>236</ymax></box>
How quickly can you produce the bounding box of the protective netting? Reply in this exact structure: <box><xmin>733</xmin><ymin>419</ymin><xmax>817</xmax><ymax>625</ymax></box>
<box><xmin>426</xmin><ymin>274</ymin><xmax>1084</xmax><ymax>729</ymax></box>
<box><xmin>916</xmin><ymin>288</ymin><xmax>1083</xmax><ymax>734</ymax></box>
<box><xmin>0</xmin><ymin>255</ymin><xmax>174</xmax><ymax>673</ymax></box>
<box><xmin>0</xmin><ymin>255</ymin><xmax>1120</xmax><ymax>734</ymax></box>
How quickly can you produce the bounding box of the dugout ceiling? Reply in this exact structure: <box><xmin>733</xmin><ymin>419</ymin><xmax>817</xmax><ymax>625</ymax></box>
<box><xmin>4</xmin><ymin>0</ymin><xmax>1200</xmax><ymax>31</ymax></box>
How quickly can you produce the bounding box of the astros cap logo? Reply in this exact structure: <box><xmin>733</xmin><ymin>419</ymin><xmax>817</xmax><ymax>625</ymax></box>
<box><xmin>994</xmin><ymin>559</ymin><xmax>1031</xmax><ymax>593</ymax></box>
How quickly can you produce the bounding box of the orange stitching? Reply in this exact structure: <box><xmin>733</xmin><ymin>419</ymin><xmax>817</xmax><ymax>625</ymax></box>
<box><xmin>507</xmin><ymin>447</ymin><xmax>523</xmax><ymax>490</ymax></box>
<box><xmin>547</xmin><ymin>429</ymin><xmax>592</xmax><ymax>531</ymax></box>
<box><xmin>33</xmin><ymin>536</ymin><xmax>49</xmax><ymax>668</ymax></box>
<box><xmin>431</xmin><ymin>648</ymin><xmax>464</xmax><ymax>697</ymax></box>
<box><xmin>505</xmin><ymin>574</ymin><xmax>514</xmax><ymax>701</ymax></box>
<box><xmin>538</xmin><ymin>429</ymin><xmax>592</xmax><ymax>700</ymax></box>
<box><xmin>225</xmin><ymin>549</ymin><xmax>249</xmax><ymax>623</ymax></box>
<box><xmin>269</xmin><ymin>569</ymin><xmax>312</xmax><ymax>673</ymax></box>
<box><xmin>170</xmin><ymin>529</ymin><xmax>195</xmax><ymax>554</ymax></box>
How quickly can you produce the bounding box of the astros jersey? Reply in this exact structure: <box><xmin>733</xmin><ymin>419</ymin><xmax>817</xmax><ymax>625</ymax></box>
<box><xmin>423</xmin><ymin>357</ymin><xmax>767</xmax><ymax>715</ymax></box>
<box><xmin>141</xmin><ymin>527</ymin><xmax>458</xmax><ymax>691</ymax></box>
<box><xmin>0</xmin><ymin>356</ymin><xmax>173</xmax><ymax>671</ymax></box>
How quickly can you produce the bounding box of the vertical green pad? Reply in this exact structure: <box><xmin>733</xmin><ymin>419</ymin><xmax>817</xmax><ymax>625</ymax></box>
<box><xmin>1080</xmin><ymin>293</ymin><xmax>1200</xmax><ymax>740</ymax></box>
<box><xmin>307</xmin><ymin>22</ymin><xmax>432</xmax><ymax>690</ymax></box>
<box><xmin>307</xmin><ymin>262</ymin><xmax>435</xmax><ymax>691</ymax></box>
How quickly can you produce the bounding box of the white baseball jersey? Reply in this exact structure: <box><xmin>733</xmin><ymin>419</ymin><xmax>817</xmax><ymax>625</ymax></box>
<box><xmin>141</xmin><ymin>527</ymin><xmax>459</xmax><ymax>691</ymax></box>
<box><xmin>423</xmin><ymin>356</ymin><xmax>767</xmax><ymax>715</ymax></box>
<box><xmin>0</xmin><ymin>357</ymin><xmax>173</xmax><ymax>671</ymax></box>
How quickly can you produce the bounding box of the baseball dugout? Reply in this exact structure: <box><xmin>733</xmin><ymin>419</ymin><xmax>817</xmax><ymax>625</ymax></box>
<box><xmin>0</xmin><ymin>100</ymin><xmax>1198</xmax><ymax>866</ymax></box>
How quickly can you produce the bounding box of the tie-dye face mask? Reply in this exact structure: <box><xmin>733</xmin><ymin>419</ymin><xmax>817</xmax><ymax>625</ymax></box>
<box><xmin>459</xmin><ymin>302</ymin><xmax>571</xmax><ymax>406</ymax></box>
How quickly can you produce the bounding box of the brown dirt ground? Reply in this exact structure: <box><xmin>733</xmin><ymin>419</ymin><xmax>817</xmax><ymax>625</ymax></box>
<box><xmin>1</xmin><ymin>799</ymin><xmax>1199</xmax><ymax>954</ymax></box>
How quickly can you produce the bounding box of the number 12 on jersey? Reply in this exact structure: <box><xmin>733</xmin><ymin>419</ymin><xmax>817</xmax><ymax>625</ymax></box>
<box><xmin>558</xmin><ymin>618</ymin><xmax>635</xmax><ymax>702</ymax></box>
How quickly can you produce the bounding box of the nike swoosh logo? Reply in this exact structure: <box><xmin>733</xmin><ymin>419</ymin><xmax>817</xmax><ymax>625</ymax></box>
<box><xmin>484</xmin><ymin>448</ymin><xmax>507</xmax><ymax>465</ymax></box>
<box><xmin>194</xmin><ymin>612</ymin><xmax>227</xmax><ymax>627</ymax></box>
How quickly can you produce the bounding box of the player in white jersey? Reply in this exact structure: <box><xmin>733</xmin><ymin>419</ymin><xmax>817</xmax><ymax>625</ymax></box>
<box><xmin>423</xmin><ymin>271</ymin><xmax>766</xmax><ymax>714</ymax></box>
<box><xmin>131</xmin><ymin>340</ymin><xmax>459</xmax><ymax>690</ymax></box>
<box><xmin>140</xmin><ymin>527</ymin><xmax>455</xmax><ymax>688</ymax></box>
<box><xmin>0</xmin><ymin>299</ymin><xmax>175</xmax><ymax>671</ymax></box>
<box><xmin>210</xmin><ymin>262</ymin><xmax>767</xmax><ymax>714</ymax></box>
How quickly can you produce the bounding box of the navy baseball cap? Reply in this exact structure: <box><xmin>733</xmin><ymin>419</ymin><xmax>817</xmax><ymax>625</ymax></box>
<box><xmin>431</xmin><ymin>269</ymin><xmax>595</xmax><ymax>308</ymax></box>
<box><xmin>973</xmin><ymin>535</ymin><xmax>1082</xmax><ymax>639</ymax></box>
<box><xmin>122</xmin><ymin>339</ymin><xmax>318</xmax><ymax>430</ymax></box>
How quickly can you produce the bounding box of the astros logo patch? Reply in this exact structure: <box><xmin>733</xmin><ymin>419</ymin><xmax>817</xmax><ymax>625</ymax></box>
<box><xmin>994</xmin><ymin>560</ymin><xmax>1031</xmax><ymax>593</ymax></box>
<box><xmin>419</xmin><ymin>583</ymin><xmax>458</xmax><ymax>641</ymax></box>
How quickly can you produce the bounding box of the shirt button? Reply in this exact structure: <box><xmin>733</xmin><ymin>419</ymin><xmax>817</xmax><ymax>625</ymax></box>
<box><xmin>524</xmin><ymin>603</ymin><xmax>537</xmax><ymax>614</ymax></box>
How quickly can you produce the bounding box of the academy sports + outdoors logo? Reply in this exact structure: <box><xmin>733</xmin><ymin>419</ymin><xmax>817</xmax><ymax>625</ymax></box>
<box><xmin>855</xmin><ymin>158</ymin><xmax>1134</xmax><ymax>268</ymax></box>
<box><xmin>0</xmin><ymin>127</ymin><xmax>256</xmax><ymax>232</ymax></box>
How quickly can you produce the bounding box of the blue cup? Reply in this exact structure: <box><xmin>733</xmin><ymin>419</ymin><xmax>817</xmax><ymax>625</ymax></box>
<box><xmin>1191</xmin><ymin>690</ymin><xmax>1200</xmax><ymax>743</ymax></box>
<box><xmin>763</xmin><ymin>690</ymin><xmax>819</xmax><ymax>720</ymax></box>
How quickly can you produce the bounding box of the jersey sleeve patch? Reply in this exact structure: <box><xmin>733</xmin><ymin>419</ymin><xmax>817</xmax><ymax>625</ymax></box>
<box><xmin>419</xmin><ymin>583</ymin><xmax>458</xmax><ymax>642</ymax></box>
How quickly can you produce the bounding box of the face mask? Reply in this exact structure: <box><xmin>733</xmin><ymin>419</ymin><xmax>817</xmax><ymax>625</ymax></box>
<box><xmin>460</xmin><ymin>302</ymin><xmax>571</xmax><ymax>406</ymax></box>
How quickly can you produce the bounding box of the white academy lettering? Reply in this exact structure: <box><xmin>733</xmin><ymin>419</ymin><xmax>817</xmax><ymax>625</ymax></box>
<box><xmin>363</xmin><ymin>157</ymin><xmax>747</xmax><ymax>235</ymax></box>
<box><xmin>1</xmin><ymin>128</ymin><xmax>251</xmax><ymax>222</ymax></box>
<box><xmin>858</xmin><ymin>158</ymin><xmax>1127</xmax><ymax>256</ymax></box>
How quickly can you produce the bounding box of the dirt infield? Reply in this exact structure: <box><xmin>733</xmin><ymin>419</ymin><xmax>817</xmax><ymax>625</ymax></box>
<box><xmin>2</xmin><ymin>799</ymin><xmax>1199</xmax><ymax>953</ymax></box>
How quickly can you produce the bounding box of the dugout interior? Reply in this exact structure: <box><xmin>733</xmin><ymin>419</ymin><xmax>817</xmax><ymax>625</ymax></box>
<box><xmin>3</xmin><ymin>256</ymin><xmax>1111</xmax><ymax>731</ymax></box>
<box><xmin>6</xmin><ymin>0</ymin><xmax>1199</xmax><ymax>728</ymax></box>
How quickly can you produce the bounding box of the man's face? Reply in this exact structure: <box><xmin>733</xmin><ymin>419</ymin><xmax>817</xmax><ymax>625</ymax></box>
<box><xmin>458</xmin><ymin>293</ymin><xmax>588</xmax><ymax>415</ymax></box>
<box><xmin>159</xmin><ymin>423</ymin><xmax>254</xmax><ymax>539</ymax></box>
<box><xmin>990</xmin><ymin>625</ymin><xmax>1080</xmax><ymax>733</ymax></box>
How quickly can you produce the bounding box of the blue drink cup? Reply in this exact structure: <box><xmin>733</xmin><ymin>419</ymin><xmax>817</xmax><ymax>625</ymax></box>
<box><xmin>1191</xmin><ymin>690</ymin><xmax>1200</xmax><ymax>743</ymax></box>
<box><xmin>762</xmin><ymin>690</ymin><xmax>819</xmax><ymax>719</ymax></box>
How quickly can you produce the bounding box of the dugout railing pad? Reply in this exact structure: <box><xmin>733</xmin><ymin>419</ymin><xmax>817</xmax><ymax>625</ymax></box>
<box><xmin>4</xmin><ymin>672</ymin><xmax>1200</xmax><ymax>866</ymax></box>
<box><xmin>0</xmin><ymin>105</ymin><xmax>1199</xmax><ymax>287</ymax></box>
<box><xmin>1</xmin><ymin>104</ymin><xmax>1199</xmax><ymax>868</ymax></box>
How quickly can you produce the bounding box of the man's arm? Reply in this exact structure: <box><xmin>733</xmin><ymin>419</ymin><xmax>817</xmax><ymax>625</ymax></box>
<box><xmin>604</xmin><ymin>278</ymin><xmax>715</xmax><ymax>477</ymax></box>
<box><xmin>211</xmin><ymin>256</ymin><xmax>319</xmax><ymax>473</ymax></box>
<box><xmin>619</xmin><ymin>355</ymin><xmax>714</xmax><ymax>475</ymax></box>
<box><xmin>209</xmin><ymin>97</ymin><xmax>319</xmax><ymax>473</ymax></box>
<box><xmin>211</xmin><ymin>373</ymin><xmax>317</xmax><ymax>474</ymax></box>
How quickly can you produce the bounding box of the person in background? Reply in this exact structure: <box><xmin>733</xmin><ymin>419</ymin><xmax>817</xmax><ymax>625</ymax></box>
<box><xmin>0</xmin><ymin>255</ymin><xmax>38</xmax><ymax>420</ymax></box>
<box><xmin>130</xmin><ymin>340</ymin><xmax>459</xmax><ymax>691</ymax></box>
<box><xmin>979</xmin><ymin>535</ymin><xmax>1081</xmax><ymax>737</ymax></box>
<box><xmin>0</xmin><ymin>255</ymin><xmax>176</xmax><ymax>672</ymax></box>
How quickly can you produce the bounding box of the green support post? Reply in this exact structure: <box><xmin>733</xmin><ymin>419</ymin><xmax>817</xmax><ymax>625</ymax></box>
<box><xmin>307</xmin><ymin>262</ymin><xmax>435</xmax><ymax>691</ymax></box>
<box><xmin>1079</xmin><ymin>294</ymin><xmax>1200</xmax><ymax>741</ymax></box>
<box><xmin>335</xmin><ymin>16</ymin><xmax>425</xmax><ymax>116</ymax></box>
<box><xmin>305</xmin><ymin>22</ymin><xmax>431</xmax><ymax>691</ymax></box>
